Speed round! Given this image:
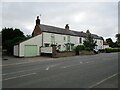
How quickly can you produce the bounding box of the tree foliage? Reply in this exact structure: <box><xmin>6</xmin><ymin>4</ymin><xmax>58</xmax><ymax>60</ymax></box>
<box><xmin>106</xmin><ymin>38</ymin><xmax>115</xmax><ymax>48</ymax></box>
<box><xmin>2</xmin><ymin>27</ymin><xmax>28</xmax><ymax>54</ymax></box>
<box><xmin>115</xmin><ymin>33</ymin><xmax>120</xmax><ymax>47</ymax></box>
<box><xmin>83</xmin><ymin>33</ymin><xmax>97</xmax><ymax>51</ymax></box>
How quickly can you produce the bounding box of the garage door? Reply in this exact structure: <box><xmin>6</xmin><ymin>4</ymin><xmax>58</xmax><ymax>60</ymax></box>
<box><xmin>24</xmin><ymin>45</ymin><xmax>37</xmax><ymax>57</ymax></box>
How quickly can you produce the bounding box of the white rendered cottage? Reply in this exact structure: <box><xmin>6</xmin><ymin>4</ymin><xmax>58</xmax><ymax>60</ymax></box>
<box><xmin>14</xmin><ymin>16</ymin><xmax>104</xmax><ymax>57</ymax></box>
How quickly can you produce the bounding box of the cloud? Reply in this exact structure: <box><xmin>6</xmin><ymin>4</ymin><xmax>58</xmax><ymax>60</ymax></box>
<box><xmin>1</xmin><ymin>2</ymin><xmax>118</xmax><ymax>42</ymax></box>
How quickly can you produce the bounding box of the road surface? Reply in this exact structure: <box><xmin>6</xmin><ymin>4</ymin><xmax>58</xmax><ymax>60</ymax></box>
<box><xmin>2</xmin><ymin>53</ymin><xmax>119</xmax><ymax>88</ymax></box>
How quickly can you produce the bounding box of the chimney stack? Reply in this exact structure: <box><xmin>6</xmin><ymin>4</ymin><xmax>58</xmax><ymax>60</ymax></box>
<box><xmin>65</xmin><ymin>24</ymin><xmax>69</xmax><ymax>30</ymax></box>
<box><xmin>36</xmin><ymin>16</ymin><xmax>40</xmax><ymax>25</ymax></box>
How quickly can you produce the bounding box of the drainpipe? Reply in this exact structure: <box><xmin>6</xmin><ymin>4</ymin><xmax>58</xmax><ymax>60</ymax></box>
<box><xmin>42</xmin><ymin>32</ymin><xmax>43</xmax><ymax>47</ymax></box>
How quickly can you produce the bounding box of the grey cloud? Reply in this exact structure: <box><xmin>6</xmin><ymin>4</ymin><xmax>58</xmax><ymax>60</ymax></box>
<box><xmin>2</xmin><ymin>2</ymin><xmax>118</xmax><ymax>41</ymax></box>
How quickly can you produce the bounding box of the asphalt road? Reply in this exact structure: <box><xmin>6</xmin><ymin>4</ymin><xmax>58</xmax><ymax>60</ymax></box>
<box><xmin>2</xmin><ymin>53</ymin><xmax>119</xmax><ymax>88</ymax></box>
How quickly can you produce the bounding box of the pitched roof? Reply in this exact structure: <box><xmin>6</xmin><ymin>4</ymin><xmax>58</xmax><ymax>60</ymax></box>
<box><xmin>103</xmin><ymin>42</ymin><xmax>109</xmax><ymax>45</ymax></box>
<box><xmin>39</xmin><ymin>24</ymin><xmax>103</xmax><ymax>40</ymax></box>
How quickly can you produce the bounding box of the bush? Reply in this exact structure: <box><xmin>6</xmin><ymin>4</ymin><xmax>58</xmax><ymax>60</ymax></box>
<box><xmin>85</xmin><ymin>47</ymin><xmax>92</xmax><ymax>51</ymax></box>
<box><xmin>99</xmin><ymin>49</ymin><xmax>105</xmax><ymax>53</ymax></box>
<box><xmin>75</xmin><ymin>45</ymin><xmax>86</xmax><ymax>51</ymax></box>
<box><xmin>105</xmin><ymin>48</ymin><xmax>120</xmax><ymax>53</ymax></box>
<box><xmin>75</xmin><ymin>45</ymin><xmax>87</xmax><ymax>55</ymax></box>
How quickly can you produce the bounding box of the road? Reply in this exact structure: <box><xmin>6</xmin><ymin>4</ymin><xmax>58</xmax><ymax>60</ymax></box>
<box><xmin>2</xmin><ymin>53</ymin><xmax>119</xmax><ymax>88</ymax></box>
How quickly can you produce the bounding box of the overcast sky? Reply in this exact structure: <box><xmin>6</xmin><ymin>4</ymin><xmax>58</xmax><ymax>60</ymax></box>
<box><xmin>1</xmin><ymin>1</ymin><xmax>118</xmax><ymax>41</ymax></box>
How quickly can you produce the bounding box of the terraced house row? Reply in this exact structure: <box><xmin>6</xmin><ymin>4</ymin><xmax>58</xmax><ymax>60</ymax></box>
<box><xmin>14</xmin><ymin>16</ymin><xmax>104</xmax><ymax>57</ymax></box>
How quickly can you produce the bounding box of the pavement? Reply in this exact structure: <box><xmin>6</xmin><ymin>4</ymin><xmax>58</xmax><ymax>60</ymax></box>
<box><xmin>2</xmin><ymin>55</ymin><xmax>53</xmax><ymax>66</ymax></box>
<box><xmin>1</xmin><ymin>52</ymin><xmax>119</xmax><ymax>88</ymax></box>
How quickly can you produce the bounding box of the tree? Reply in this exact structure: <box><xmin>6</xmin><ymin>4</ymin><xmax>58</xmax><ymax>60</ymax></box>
<box><xmin>115</xmin><ymin>33</ymin><xmax>120</xmax><ymax>47</ymax></box>
<box><xmin>106</xmin><ymin>38</ymin><xmax>115</xmax><ymax>48</ymax></box>
<box><xmin>2</xmin><ymin>27</ymin><xmax>26</xmax><ymax>54</ymax></box>
<box><xmin>83</xmin><ymin>33</ymin><xmax>97</xmax><ymax>51</ymax></box>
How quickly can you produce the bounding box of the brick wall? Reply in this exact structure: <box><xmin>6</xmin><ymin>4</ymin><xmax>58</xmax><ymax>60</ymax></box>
<box><xmin>79</xmin><ymin>51</ymin><xmax>95</xmax><ymax>55</ymax></box>
<box><xmin>32</xmin><ymin>25</ymin><xmax>42</xmax><ymax>37</ymax></box>
<box><xmin>52</xmin><ymin>45</ymin><xmax>75</xmax><ymax>57</ymax></box>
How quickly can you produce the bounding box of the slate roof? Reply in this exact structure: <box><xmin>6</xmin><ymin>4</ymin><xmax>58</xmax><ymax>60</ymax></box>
<box><xmin>39</xmin><ymin>24</ymin><xmax>103</xmax><ymax>40</ymax></box>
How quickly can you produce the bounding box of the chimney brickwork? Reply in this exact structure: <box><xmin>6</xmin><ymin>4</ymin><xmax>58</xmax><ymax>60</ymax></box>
<box><xmin>32</xmin><ymin>16</ymin><xmax>42</xmax><ymax>37</ymax></box>
<box><xmin>65</xmin><ymin>24</ymin><xmax>69</xmax><ymax>30</ymax></box>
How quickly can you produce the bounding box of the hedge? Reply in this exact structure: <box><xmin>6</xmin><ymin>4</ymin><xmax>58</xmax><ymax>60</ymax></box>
<box><xmin>105</xmin><ymin>48</ymin><xmax>120</xmax><ymax>53</ymax></box>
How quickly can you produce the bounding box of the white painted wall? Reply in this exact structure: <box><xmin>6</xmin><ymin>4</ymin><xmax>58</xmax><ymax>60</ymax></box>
<box><xmin>43</xmin><ymin>32</ymin><xmax>103</xmax><ymax>51</ymax></box>
<box><xmin>43</xmin><ymin>32</ymin><xmax>81</xmax><ymax>51</ymax></box>
<box><xmin>16</xmin><ymin>31</ymin><xmax>104</xmax><ymax>57</ymax></box>
<box><xmin>41</xmin><ymin>47</ymin><xmax>52</xmax><ymax>53</ymax></box>
<box><xmin>103</xmin><ymin>45</ymin><xmax>110</xmax><ymax>49</ymax></box>
<box><xmin>19</xmin><ymin>34</ymin><xmax>42</xmax><ymax>57</ymax></box>
<box><xmin>13</xmin><ymin>45</ymin><xmax>19</xmax><ymax>56</ymax></box>
<box><xmin>94</xmin><ymin>39</ymin><xmax>103</xmax><ymax>50</ymax></box>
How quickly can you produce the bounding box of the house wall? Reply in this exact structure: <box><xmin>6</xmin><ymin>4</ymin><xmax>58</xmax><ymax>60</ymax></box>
<box><xmin>43</xmin><ymin>32</ymin><xmax>81</xmax><ymax>51</ymax></box>
<box><xmin>43</xmin><ymin>32</ymin><xmax>103</xmax><ymax>51</ymax></box>
<box><xmin>103</xmin><ymin>45</ymin><xmax>110</xmax><ymax>49</ymax></box>
<box><xmin>16</xmin><ymin>31</ymin><xmax>103</xmax><ymax>57</ymax></box>
<box><xmin>13</xmin><ymin>45</ymin><xmax>19</xmax><ymax>56</ymax></box>
<box><xmin>19</xmin><ymin>34</ymin><xmax>42</xmax><ymax>57</ymax></box>
<box><xmin>41</xmin><ymin>47</ymin><xmax>52</xmax><ymax>53</ymax></box>
<box><xmin>96</xmin><ymin>39</ymin><xmax>103</xmax><ymax>49</ymax></box>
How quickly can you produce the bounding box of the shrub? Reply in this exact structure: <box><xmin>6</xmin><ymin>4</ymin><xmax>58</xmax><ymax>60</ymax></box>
<box><xmin>75</xmin><ymin>45</ymin><xmax>86</xmax><ymax>51</ymax></box>
<box><xmin>85</xmin><ymin>47</ymin><xmax>92</xmax><ymax>51</ymax></box>
<box><xmin>105</xmin><ymin>48</ymin><xmax>120</xmax><ymax>53</ymax></box>
<box><xmin>99</xmin><ymin>49</ymin><xmax>105</xmax><ymax>53</ymax></box>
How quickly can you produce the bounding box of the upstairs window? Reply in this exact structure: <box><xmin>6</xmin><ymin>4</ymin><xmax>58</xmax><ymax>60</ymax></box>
<box><xmin>79</xmin><ymin>37</ymin><xmax>82</xmax><ymax>43</ymax></box>
<box><xmin>64</xmin><ymin>37</ymin><xmax>66</xmax><ymax>41</ymax></box>
<box><xmin>67</xmin><ymin>36</ymin><xmax>70</xmax><ymax>42</ymax></box>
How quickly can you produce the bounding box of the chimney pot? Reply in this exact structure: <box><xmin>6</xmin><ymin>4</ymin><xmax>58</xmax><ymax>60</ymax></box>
<box><xmin>65</xmin><ymin>24</ymin><xmax>69</xmax><ymax>30</ymax></box>
<box><xmin>36</xmin><ymin>16</ymin><xmax>40</xmax><ymax>25</ymax></box>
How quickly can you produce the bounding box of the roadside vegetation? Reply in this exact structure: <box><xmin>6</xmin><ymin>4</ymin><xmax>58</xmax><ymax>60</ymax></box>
<box><xmin>75</xmin><ymin>31</ymin><xmax>97</xmax><ymax>55</ymax></box>
<box><xmin>75</xmin><ymin>31</ymin><xmax>120</xmax><ymax>55</ymax></box>
<box><xmin>2</xmin><ymin>27</ymin><xmax>32</xmax><ymax>55</ymax></box>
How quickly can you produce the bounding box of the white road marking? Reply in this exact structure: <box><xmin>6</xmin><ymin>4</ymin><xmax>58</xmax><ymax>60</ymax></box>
<box><xmin>2</xmin><ymin>59</ymin><xmax>52</xmax><ymax>67</ymax></box>
<box><xmin>85</xmin><ymin>61</ymin><xmax>94</xmax><ymax>64</ymax></box>
<box><xmin>62</xmin><ymin>63</ymin><xmax>81</xmax><ymax>69</ymax></box>
<box><xmin>2</xmin><ymin>61</ymin><xmax>37</xmax><ymax>67</ymax></box>
<box><xmin>45</xmin><ymin>67</ymin><xmax>49</xmax><ymax>70</ymax></box>
<box><xmin>80</xmin><ymin>62</ymin><xmax>83</xmax><ymax>64</ymax></box>
<box><xmin>3</xmin><ymin>64</ymin><xmax>60</xmax><ymax>76</ymax></box>
<box><xmin>2</xmin><ymin>67</ymin><xmax>43</xmax><ymax>76</ymax></box>
<box><xmin>89</xmin><ymin>73</ymin><xmax>118</xmax><ymax>88</ymax></box>
<box><xmin>2</xmin><ymin>73</ymin><xmax>36</xmax><ymax>81</ymax></box>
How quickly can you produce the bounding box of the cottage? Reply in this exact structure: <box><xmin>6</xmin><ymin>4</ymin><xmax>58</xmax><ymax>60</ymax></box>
<box><xmin>14</xmin><ymin>16</ymin><xmax>104</xmax><ymax>57</ymax></box>
<box><xmin>103</xmin><ymin>42</ymin><xmax>110</xmax><ymax>49</ymax></box>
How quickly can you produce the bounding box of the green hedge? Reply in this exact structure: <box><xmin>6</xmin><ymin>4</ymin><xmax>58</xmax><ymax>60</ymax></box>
<box><xmin>99</xmin><ymin>49</ymin><xmax>106</xmax><ymax>53</ymax></box>
<box><xmin>105</xmin><ymin>48</ymin><xmax>120</xmax><ymax>53</ymax></box>
<box><xmin>75</xmin><ymin>45</ymin><xmax>86</xmax><ymax>51</ymax></box>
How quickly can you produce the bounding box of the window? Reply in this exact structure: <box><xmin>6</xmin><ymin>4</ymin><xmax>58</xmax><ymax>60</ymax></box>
<box><xmin>71</xmin><ymin>44</ymin><xmax>74</xmax><ymax>51</ymax></box>
<box><xmin>64</xmin><ymin>37</ymin><xmax>66</xmax><ymax>41</ymax></box>
<box><xmin>79</xmin><ymin>37</ymin><xmax>82</xmax><ymax>43</ymax></box>
<box><xmin>67</xmin><ymin>36</ymin><xmax>70</xmax><ymax>42</ymax></box>
<box><xmin>65</xmin><ymin>44</ymin><xmax>70</xmax><ymax>51</ymax></box>
<box><xmin>44</xmin><ymin>43</ymin><xmax>49</xmax><ymax>47</ymax></box>
<box><xmin>57</xmin><ymin>45</ymin><xmax>61</xmax><ymax>50</ymax></box>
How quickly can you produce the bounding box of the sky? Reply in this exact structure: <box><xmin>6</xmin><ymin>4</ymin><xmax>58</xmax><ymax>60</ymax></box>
<box><xmin>1</xmin><ymin>1</ymin><xmax>118</xmax><ymax>42</ymax></box>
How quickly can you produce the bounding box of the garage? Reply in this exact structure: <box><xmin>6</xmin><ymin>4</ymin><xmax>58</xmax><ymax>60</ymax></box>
<box><xmin>24</xmin><ymin>45</ymin><xmax>37</xmax><ymax>57</ymax></box>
